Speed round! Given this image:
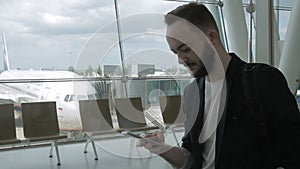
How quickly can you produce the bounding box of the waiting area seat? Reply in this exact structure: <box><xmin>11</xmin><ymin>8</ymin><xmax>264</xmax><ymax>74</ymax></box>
<box><xmin>79</xmin><ymin>99</ymin><xmax>118</xmax><ymax>160</ymax></box>
<box><xmin>79</xmin><ymin>98</ymin><xmax>158</xmax><ymax>160</ymax></box>
<box><xmin>0</xmin><ymin>104</ymin><xmax>21</xmax><ymax>145</ymax></box>
<box><xmin>114</xmin><ymin>97</ymin><xmax>158</xmax><ymax>132</ymax></box>
<box><xmin>159</xmin><ymin>95</ymin><xmax>185</xmax><ymax>127</ymax></box>
<box><xmin>21</xmin><ymin>101</ymin><xmax>67</xmax><ymax>165</ymax></box>
<box><xmin>114</xmin><ymin>97</ymin><xmax>159</xmax><ymax>157</ymax></box>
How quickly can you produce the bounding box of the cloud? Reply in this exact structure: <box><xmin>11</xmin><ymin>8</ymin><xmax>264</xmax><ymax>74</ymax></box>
<box><xmin>0</xmin><ymin>0</ymin><xmax>183</xmax><ymax>70</ymax></box>
<box><xmin>0</xmin><ymin>0</ymin><xmax>115</xmax><ymax>35</ymax></box>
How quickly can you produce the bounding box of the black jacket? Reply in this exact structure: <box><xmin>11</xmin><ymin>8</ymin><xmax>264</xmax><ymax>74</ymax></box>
<box><xmin>181</xmin><ymin>54</ymin><xmax>300</xmax><ymax>169</ymax></box>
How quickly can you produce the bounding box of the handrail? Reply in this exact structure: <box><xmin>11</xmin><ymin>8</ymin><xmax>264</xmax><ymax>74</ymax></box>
<box><xmin>0</xmin><ymin>76</ymin><xmax>193</xmax><ymax>84</ymax></box>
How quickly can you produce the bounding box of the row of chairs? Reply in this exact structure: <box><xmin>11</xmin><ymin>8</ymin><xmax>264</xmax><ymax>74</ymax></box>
<box><xmin>79</xmin><ymin>96</ymin><xmax>185</xmax><ymax>160</ymax></box>
<box><xmin>0</xmin><ymin>102</ymin><xmax>67</xmax><ymax>165</ymax></box>
<box><xmin>0</xmin><ymin>95</ymin><xmax>184</xmax><ymax>165</ymax></box>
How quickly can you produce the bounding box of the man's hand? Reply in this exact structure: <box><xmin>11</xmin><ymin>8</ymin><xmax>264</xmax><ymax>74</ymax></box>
<box><xmin>136</xmin><ymin>131</ymin><xmax>172</xmax><ymax>154</ymax></box>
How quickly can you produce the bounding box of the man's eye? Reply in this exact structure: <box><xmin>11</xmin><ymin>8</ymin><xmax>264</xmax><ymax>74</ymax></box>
<box><xmin>180</xmin><ymin>46</ymin><xmax>189</xmax><ymax>53</ymax></box>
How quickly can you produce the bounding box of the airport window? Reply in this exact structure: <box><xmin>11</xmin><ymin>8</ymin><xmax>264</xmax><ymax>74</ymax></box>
<box><xmin>241</xmin><ymin>0</ymin><xmax>295</xmax><ymax>41</ymax></box>
<box><xmin>88</xmin><ymin>94</ymin><xmax>99</xmax><ymax>100</ymax></box>
<box><xmin>0</xmin><ymin>0</ymin><xmax>298</xmax><ymax>152</ymax></box>
<box><xmin>275</xmin><ymin>0</ymin><xmax>295</xmax><ymax>40</ymax></box>
<box><xmin>146</xmin><ymin>79</ymin><xmax>190</xmax><ymax>105</ymax></box>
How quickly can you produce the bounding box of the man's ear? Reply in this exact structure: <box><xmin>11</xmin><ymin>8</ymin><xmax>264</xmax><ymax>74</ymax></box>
<box><xmin>207</xmin><ymin>29</ymin><xmax>219</xmax><ymax>45</ymax></box>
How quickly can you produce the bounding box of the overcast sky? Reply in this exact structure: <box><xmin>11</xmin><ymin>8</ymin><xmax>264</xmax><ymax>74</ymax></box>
<box><xmin>0</xmin><ymin>0</ymin><xmax>294</xmax><ymax>71</ymax></box>
<box><xmin>0</xmin><ymin>0</ymin><xmax>183</xmax><ymax>71</ymax></box>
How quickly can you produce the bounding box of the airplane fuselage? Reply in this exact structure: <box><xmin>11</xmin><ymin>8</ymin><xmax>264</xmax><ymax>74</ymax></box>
<box><xmin>0</xmin><ymin>70</ymin><xmax>99</xmax><ymax>131</ymax></box>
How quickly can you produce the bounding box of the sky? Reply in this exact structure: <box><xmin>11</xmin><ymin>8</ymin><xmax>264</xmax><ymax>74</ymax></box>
<box><xmin>0</xmin><ymin>0</ymin><xmax>295</xmax><ymax>71</ymax></box>
<box><xmin>0</xmin><ymin>0</ymin><xmax>182</xmax><ymax>71</ymax></box>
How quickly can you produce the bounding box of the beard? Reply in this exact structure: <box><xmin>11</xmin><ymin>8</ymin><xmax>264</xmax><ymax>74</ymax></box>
<box><xmin>193</xmin><ymin>65</ymin><xmax>208</xmax><ymax>78</ymax></box>
<box><xmin>187</xmin><ymin>59</ymin><xmax>208</xmax><ymax>78</ymax></box>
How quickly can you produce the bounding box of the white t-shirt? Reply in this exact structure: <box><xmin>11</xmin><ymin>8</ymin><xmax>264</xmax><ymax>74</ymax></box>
<box><xmin>180</xmin><ymin>79</ymin><xmax>225</xmax><ymax>169</ymax></box>
<box><xmin>201</xmin><ymin>80</ymin><xmax>216</xmax><ymax>169</ymax></box>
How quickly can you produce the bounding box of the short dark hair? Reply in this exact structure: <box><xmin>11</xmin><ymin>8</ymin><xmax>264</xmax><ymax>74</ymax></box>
<box><xmin>165</xmin><ymin>2</ymin><xmax>218</xmax><ymax>33</ymax></box>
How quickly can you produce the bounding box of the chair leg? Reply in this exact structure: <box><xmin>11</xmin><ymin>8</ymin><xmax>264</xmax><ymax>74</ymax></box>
<box><xmin>91</xmin><ymin>139</ymin><xmax>98</xmax><ymax>160</ymax></box>
<box><xmin>54</xmin><ymin>140</ymin><xmax>62</xmax><ymax>165</ymax></box>
<box><xmin>170</xmin><ymin>128</ymin><xmax>180</xmax><ymax>147</ymax></box>
<box><xmin>49</xmin><ymin>142</ymin><xmax>54</xmax><ymax>158</ymax></box>
<box><xmin>128</xmin><ymin>138</ymin><xmax>135</xmax><ymax>158</ymax></box>
<box><xmin>84</xmin><ymin>139</ymin><xmax>90</xmax><ymax>153</ymax></box>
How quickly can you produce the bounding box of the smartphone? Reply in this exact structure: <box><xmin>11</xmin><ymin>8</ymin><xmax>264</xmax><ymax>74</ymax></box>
<box><xmin>124</xmin><ymin>131</ymin><xmax>143</xmax><ymax>138</ymax></box>
<box><xmin>121</xmin><ymin>131</ymin><xmax>161</xmax><ymax>145</ymax></box>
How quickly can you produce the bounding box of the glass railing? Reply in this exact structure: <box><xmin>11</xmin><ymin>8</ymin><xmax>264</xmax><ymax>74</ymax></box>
<box><xmin>0</xmin><ymin>76</ymin><xmax>193</xmax><ymax>144</ymax></box>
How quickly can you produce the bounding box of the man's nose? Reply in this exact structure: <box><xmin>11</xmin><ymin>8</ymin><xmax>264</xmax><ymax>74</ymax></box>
<box><xmin>177</xmin><ymin>53</ymin><xmax>188</xmax><ymax>64</ymax></box>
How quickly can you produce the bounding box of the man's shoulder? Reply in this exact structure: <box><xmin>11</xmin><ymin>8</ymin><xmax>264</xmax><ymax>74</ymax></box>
<box><xmin>241</xmin><ymin>63</ymin><xmax>285</xmax><ymax>82</ymax></box>
<box><xmin>240</xmin><ymin>63</ymin><xmax>290</xmax><ymax>101</ymax></box>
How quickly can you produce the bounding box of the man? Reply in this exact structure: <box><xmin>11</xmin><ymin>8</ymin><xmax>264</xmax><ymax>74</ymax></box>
<box><xmin>138</xmin><ymin>2</ymin><xmax>300</xmax><ymax>169</ymax></box>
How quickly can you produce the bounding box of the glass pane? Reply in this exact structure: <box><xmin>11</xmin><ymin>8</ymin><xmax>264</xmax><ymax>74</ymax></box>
<box><xmin>0</xmin><ymin>0</ymin><xmax>194</xmax><ymax>146</ymax></box>
<box><xmin>276</xmin><ymin>0</ymin><xmax>295</xmax><ymax>40</ymax></box>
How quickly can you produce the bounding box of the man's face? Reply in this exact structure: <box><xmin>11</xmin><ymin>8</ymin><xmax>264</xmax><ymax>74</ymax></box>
<box><xmin>166</xmin><ymin>21</ymin><xmax>208</xmax><ymax>78</ymax></box>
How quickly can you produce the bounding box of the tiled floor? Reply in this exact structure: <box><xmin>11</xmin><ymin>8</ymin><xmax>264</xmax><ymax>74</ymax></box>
<box><xmin>0</xmin><ymin>131</ymin><xmax>184</xmax><ymax>169</ymax></box>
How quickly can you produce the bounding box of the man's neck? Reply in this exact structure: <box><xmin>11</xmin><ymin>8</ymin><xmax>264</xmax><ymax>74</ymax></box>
<box><xmin>219</xmin><ymin>52</ymin><xmax>232</xmax><ymax>73</ymax></box>
<box><xmin>204</xmin><ymin>52</ymin><xmax>231</xmax><ymax>82</ymax></box>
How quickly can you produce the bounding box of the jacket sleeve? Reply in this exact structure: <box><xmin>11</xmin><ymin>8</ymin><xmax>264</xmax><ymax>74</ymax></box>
<box><xmin>257</xmin><ymin>66</ymin><xmax>300</xmax><ymax>169</ymax></box>
<box><xmin>180</xmin><ymin>79</ymin><xmax>203</xmax><ymax>169</ymax></box>
<box><xmin>181</xmin><ymin>82</ymin><xmax>194</xmax><ymax>156</ymax></box>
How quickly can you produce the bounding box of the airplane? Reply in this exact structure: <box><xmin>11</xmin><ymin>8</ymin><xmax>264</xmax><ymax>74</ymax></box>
<box><xmin>0</xmin><ymin>33</ymin><xmax>101</xmax><ymax>131</ymax></box>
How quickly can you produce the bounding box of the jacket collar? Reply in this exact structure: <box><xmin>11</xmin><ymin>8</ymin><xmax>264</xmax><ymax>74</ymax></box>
<box><xmin>215</xmin><ymin>53</ymin><xmax>245</xmax><ymax>167</ymax></box>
